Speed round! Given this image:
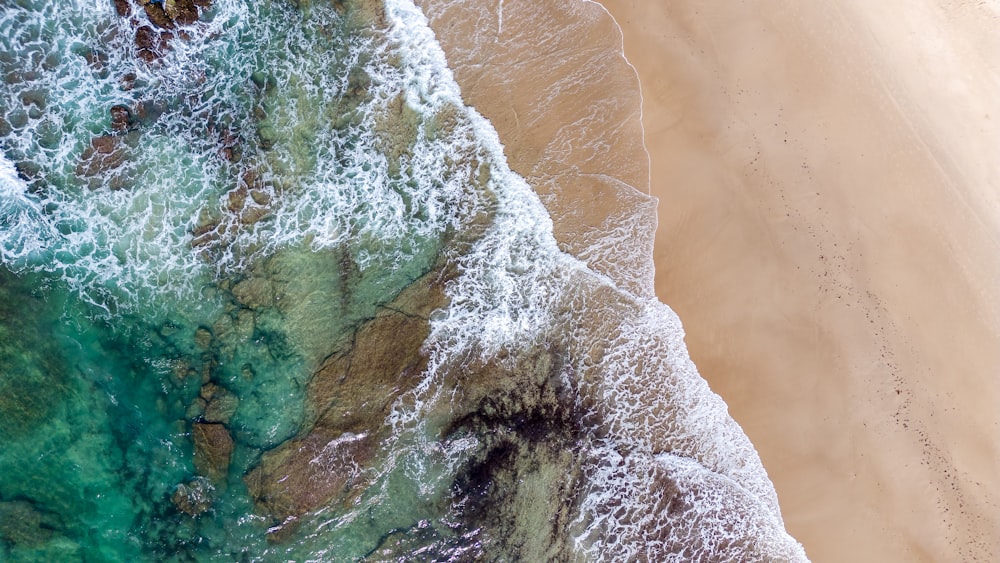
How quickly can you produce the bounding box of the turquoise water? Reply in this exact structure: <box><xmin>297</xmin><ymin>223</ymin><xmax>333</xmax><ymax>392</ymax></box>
<box><xmin>0</xmin><ymin>0</ymin><xmax>809</xmax><ymax>561</ymax></box>
<box><xmin>0</xmin><ymin>0</ymin><xmax>472</xmax><ymax>559</ymax></box>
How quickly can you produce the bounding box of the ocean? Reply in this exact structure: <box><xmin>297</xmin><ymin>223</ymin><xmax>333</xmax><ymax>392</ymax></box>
<box><xmin>0</xmin><ymin>0</ymin><xmax>806</xmax><ymax>560</ymax></box>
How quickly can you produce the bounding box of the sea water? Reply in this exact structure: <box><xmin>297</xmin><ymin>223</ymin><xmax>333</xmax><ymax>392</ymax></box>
<box><xmin>0</xmin><ymin>0</ymin><xmax>807</xmax><ymax>560</ymax></box>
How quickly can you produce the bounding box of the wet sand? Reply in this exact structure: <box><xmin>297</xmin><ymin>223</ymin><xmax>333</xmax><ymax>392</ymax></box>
<box><xmin>414</xmin><ymin>0</ymin><xmax>658</xmax><ymax>297</ymax></box>
<box><xmin>420</xmin><ymin>0</ymin><xmax>1000</xmax><ymax>561</ymax></box>
<box><xmin>601</xmin><ymin>0</ymin><xmax>1000</xmax><ymax>560</ymax></box>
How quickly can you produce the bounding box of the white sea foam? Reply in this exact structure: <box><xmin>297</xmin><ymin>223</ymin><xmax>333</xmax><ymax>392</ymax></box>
<box><xmin>0</xmin><ymin>154</ymin><xmax>55</xmax><ymax>266</ymax></box>
<box><xmin>0</xmin><ymin>0</ymin><xmax>806</xmax><ymax>558</ymax></box>
<box><xmin>382</xmin><ymin>0</ymin><xmax>807</xmax><ymax>559</ymax></box>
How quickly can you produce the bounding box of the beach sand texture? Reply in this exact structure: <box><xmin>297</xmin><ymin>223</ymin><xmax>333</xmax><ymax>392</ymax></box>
<box><xmin>421</xmin><ymin>0</ymin><xmax>1000</xmax><ymax>561</ymax></box>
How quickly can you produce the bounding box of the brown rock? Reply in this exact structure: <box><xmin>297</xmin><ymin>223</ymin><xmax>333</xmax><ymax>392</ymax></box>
<box><xmin>143</xmin><ymin>2</ymin><xmax>175</xmax><ymax>28</ymax></box>
<box><xmin>165</xmin><ymin>0</ymin><xmax>200</xmax><ymax>25</ymax></box>
<box><xmin>199</xmin><ymin>382</ymin><xmax>219</xmax><ymax>401</ymax></box>
<box><xmin>249</xmin><ymin>187</ymin><xmax>271</xmax><ymax>206</ymax></box>
<box><xmin>91</xmin><ymin>135</ymin><xmax>116</xmax><ymax>154</ymax></box>
<box><xmin>226</xmin><ymin>184</ymin><xmax>248</xmax><ymax>212</ymax></box>
<box><xmin>120</xmin><ymin>72</ymin><xmax>136</xmax><ymax>91</ymax></box>
<box><xmin>171</xmin><ymin>477</ymin><xmax>215</xmax><ymax>516</ymax></box>
<box><xmin>242</xmin><ymin>267</ymin><xmax>451</xmax><ymax>536</ymax></box>
<box><xmin>193</xmin><ymin>327</ymin><xmax>212</xmax><ymax>349</ymax></box>
<box><xmin>134</xmin><ymin>25</ymin><xmax>158</xmax><ymax>50</ymax></box>
<box><xmin>245</xmin><ymin>430</ymin><xmax>374</xmax><ymax>538</ymax></box>
<box><xmin>77</xmin><ymin>135</ymin><xmax>126</xmax><ymax>179</ymax></box>
<box><xmin>192</xmin><ymin>422</ymin><xmax>233</xmax><ymax>482</ymax></box>
<box><xmin>230</xmin><ymin>277</ymin><xmax>274</xmax><ymax>310</ymax></box>
<box><xmin>110</xmin><ymin>104</ymin><xmax>131</xmax><ymax>132</ymax></box>
<box><xmin>113</xmin><ymin>0</ymin><xmax>131</xmax><ymax>17</ymax></box>
<box><xmin>310</xmin><ymin>311</ymin><xmax>431</xmax><ymax>433</ymax></box>
<box><xmin>202</xmin><ymin>386</ymin><xmax>239</xmax><ymax>424</ymax></box>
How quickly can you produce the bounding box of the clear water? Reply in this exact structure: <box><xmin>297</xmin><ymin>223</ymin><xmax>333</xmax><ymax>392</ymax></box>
<box><xmin>0</xmin><ymin>0</ymin><xmax>808</xmax><ymax>560</ymax></box>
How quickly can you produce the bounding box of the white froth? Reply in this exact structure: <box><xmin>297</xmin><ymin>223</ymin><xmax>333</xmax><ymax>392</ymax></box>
<box><xmin>384</xmin><ymin>0</ymin><xmax>807</xmax><ymax>559</ymax></box>
<box><xmin>0</xmin><ymin>0</ymin><xmax>806</xmax><ymax>558</ymax></box>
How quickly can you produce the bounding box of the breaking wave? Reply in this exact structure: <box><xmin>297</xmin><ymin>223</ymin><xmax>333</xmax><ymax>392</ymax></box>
<box><xmin>0</xmin><ymin>0</ymin><xmax>806</xmax><ymax>559</ymax></box>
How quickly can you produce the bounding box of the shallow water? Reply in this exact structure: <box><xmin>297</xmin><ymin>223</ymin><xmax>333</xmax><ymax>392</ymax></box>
<box><xmin>0</xmin><ymin>0</ymin><xmax>807</xmax><ymax>560</ymax></box>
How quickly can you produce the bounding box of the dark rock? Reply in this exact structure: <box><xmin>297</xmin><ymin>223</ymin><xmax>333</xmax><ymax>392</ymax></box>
<box><xmin>36</xmin><ymin>120</ymin><xmax>62</xmax><ymax>149</ymax></box>
<box><xmin>120</xmin><ymin>72</ymin><xmax>137</xmax><ymax>91</ymax></box>
<box><xmin>165</xmin><ymin>0</ymin><xmax>200</xmax><ymax>25</ymax></box>
<box><xmin>133</xmin><ymin>99</ymin><xmax>168</xmax><ymax>126</ymax></box>
<box><xmin>0</xmin><ymin>500</ymin><xmax>62</xmax><ymax>547</ymax></box>
<box><xmin>42</xmin><ymin>52</ymin><xmax>61</xmax><ymax>71</ymax></box>
<box><xmin>77</xmin><ymin>135</ymin><xmax>126</xmax><ymax>179</ymax></box>
<box><xmin>203</xmin><ymin>391</ymin><xmax>238</xmax><ymax>424</ymax></box>
<box><xmin>20</xmin><ymin>89</ymin><xmax>46</xmax><ymax>111</ymax></box>
<box><xmin>113</xmin><ymin>0</ymin><xmax>131</xmax><ymax>17</ymax></box>
<box><xmin>438</xmin><ymin>345</ymin><xmax>583</xmax><ymax>561</ymax></box>
<box><xmin>8</xmin><ymin>109</ymin><xmax>27</xmax><ymax>129</ymax></box>
<box><xmin>192</xmin><ymin>422</ymin><xmax>233</xmax><ymax>482</ymax></box>
<box><xmin>171</xmin><ymin>477</ymin><xmax>215</xmax><ymax>516</ymax></box>
<box><xmin>134</xmin><ymin>25</ymin><xmax>158</xmax><ymax>50</ymax></box>
<box><xmin>110</xmin><ymin>104</ymin><xmax>132</xmax><ymax>132</ymax></box>
<box><xmin>14</xmin><ymin>160</ymin><xmax>40</xmax><ymax>181</ymax></box>
<box><xmin>143</xmin><ymin>2</ymin><xmax>175</xmax><ymax>29</ymax></box>
<box><xmin>250</xmin><ymin>71</ymin><xmax>268</xmax><ymax>90</ymax></box>
<box><xmin>121</xmin><ymin>129</ymin><xmax>141</xmax><ymax>149</ymax></box>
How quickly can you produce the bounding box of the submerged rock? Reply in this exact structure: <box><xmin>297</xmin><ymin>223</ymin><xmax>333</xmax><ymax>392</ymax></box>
<box><xmin>0</xmin><ymin>500</ymin><xmax>62</xmax><ymax>547</ymax></box>
<box><xmin>77</xmin><ymin>135</ymin><xmax>127</xmax><ymax>185</ymax></box>
<box><xmin>192</xmin><ymin>422</ymin><xmax>233</xmax><ymax>483</ymax></box>
<box><xmin>171</xmin><ymin>477</ymin><xmax>215</xmax><ymax>516</ymax></box>
<box><xmin>199</xmin><ymin>383</ymin><xmax>239</xmax><ymax>424</ymax></box>
<box><xmin>110</xmin><ymin>104</ymin><xmax>132</xmax><ymax>132</ymax></box>
<box><xmin>244</xmin><ymin>430</ymin><xmax>375</xmax><ymax>542</ymax></box>
<box><xmin>244</xmin><ymin>267</ymin><xmax>450</xmax><ymax>540</ymax></box>
<box><xmin>230</xmin><ymin>277</ymin><xmax>275</xmax><ymax>310</ymax></box>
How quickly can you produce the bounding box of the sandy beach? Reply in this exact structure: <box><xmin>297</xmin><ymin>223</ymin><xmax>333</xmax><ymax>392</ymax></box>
<box><xmin>421</xmin><ymin>0</ymin><xmax>1000</xmax><ymax>560</ymax></box>
<box><xmin>601</xmin><ymin>0</ymin><xmax>1000</xmax><ymax>560</ymax></box>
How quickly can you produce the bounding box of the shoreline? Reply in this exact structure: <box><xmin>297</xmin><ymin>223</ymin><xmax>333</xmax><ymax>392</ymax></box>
<box><xmin>600</xmin><ymin>0</ymin><xmax>1000</xmax><ymax>560</ymax></box>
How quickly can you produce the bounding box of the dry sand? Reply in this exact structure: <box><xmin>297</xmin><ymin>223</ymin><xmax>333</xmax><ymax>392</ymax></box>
<box><xmin>419</xmin><ymin>0</ymin><xmax>1000</xmax><ymax>561</ymax></box>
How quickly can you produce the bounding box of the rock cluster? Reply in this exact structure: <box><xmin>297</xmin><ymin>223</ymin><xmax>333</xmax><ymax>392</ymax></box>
<box><xmin>244</xmin><ymin>266</ymin><xmax>449</xmax><ymax>541</ymax></box>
